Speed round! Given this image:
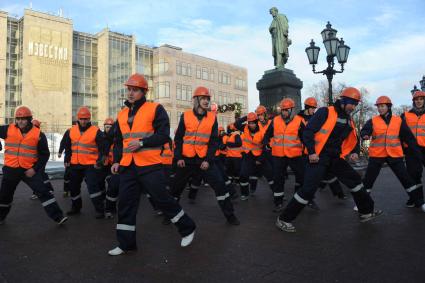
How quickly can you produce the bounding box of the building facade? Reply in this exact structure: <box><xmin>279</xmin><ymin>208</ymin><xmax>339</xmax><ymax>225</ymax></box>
<box><xmin>0</xmin><ymin>9</ymin><xmax>248</xmax><ymax>133</ymax></box>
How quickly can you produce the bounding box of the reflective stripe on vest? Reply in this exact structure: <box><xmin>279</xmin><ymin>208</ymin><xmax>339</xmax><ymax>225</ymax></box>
<box><xmin>272</xmin><ymin>115</ymin><xmax>303</xmax><ymax>157</ymax></box>
<box><xmin>118</xmin><ymin>102</ymin><xmax>163</xmax><ymax>167</ymax></box>
<box><xmin>314</xmin><ymin>106</ymin><xmax>358</xmax><ymax>157</ymax></box>
<box><xmin>182</xmin><ymin>111</ymin><xmax>215</xmax><ymax>158</ymax></box>
<box><xmin>70</xmin><ymin>125</ymin><xmax>99</xmax><ymax>165</ymax></box>
<box><xmin>226</xmin><ymin>133</ymin><xmax>243</xmax><ymax>158</ymax></box>
<box><xmin>242</xmin><ymin>125</ymin><xmax>263</xmax><ymax>156</ymax></box>
<box><xmin>369</xmin><ymin>115</ymin><xmax>403</xmax><ymax>158</ymax></box>
<box><xmin>404</xmin><ymin>112</ymin><xmax>425</xmax><ymax>147</ymax></box>
<box><xmin>4</xmin><ymin>125</ymin><xmax>40</xmax><ymax>169</ymax></box>
<box><xmin>161</xmin><ymin>143</ymin><xmax>173</xmax><ymax>165</ymax></box>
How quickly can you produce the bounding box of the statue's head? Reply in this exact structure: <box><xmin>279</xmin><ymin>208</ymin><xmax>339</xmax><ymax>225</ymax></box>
<box><xmin>269</xmin><ymin>7</ymin><xmax>278</xmax><ymax>16</ymax></box>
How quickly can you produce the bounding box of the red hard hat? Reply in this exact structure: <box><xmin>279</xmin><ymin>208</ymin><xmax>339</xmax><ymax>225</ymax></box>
<box><xmin>104</xmin><ymin>118</ymin><xmax>114</xmax><ymax>125</ymax></box>
<box><xmin>124</xmin><ymin>73</ymin><xmax>149</xmax><ymax>90</ymax></box>
<box><xmin>255</xmin><ymin>105</ymin><xmax>267</xmax><ymax>115</ymax></box>
<box><xmin>340</xmin><ymin>87</ymin><xmax>361</xmax><ymax>101</ymax></box>
<box><xmin>375</xmin><ymin>96</ymin><xmax>392</xmax><ymax>106</ymax></box>
<box><xmin>413</xmin><ymin>91</ymin><xmax>425</xmax><ymax>100</ymax></box>
<box><xmin>32</xmin><ymin>119</ymin><xmax>41</xmax><ymax>128</ymax></box>
<box><xmin>193</xmin><ymin>86</ymin><xmax>211</xmax><ymax>98</ymax></box>
<box><xmin>77</xmin><ymin>106</ymin><xmax>91</xmax><ymax>119</ymax></box>
<box><xmin>15</xmin><ymin>106</ymin><xmax>32</xmax><ymax>118</ymax></box>
<box><xmin>304</xmin><ymin>97</ymin><xmax>318</xmax><ymax>108</ymax></box>
<box><xmin>280</xmin><ymin>98</ymin><xmax>295</xmax><ymax>110</ymax></box>
<box><xmin>247</xmin><ymin>112</ymin><xmax>258</xmax><ymax>122</ymax></box>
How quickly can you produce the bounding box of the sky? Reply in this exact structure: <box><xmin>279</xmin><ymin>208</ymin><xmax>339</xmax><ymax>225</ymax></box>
<box><xmin>2</xmin><ymin>0</ymin><xmax>425</xmax><ymax>110</ymax></box>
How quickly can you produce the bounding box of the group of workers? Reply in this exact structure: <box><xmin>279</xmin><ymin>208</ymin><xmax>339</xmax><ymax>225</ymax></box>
<box><xmin>1</xmin><ymin>72</ymin><xmax>425</xmax><ymax>256</ymax></box>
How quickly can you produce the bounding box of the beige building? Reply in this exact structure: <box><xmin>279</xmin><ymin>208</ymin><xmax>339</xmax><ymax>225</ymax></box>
<box><xmin>0</xmin><ymin>9</ymin><xmax>248</xmax><ymax>133</ymax></box>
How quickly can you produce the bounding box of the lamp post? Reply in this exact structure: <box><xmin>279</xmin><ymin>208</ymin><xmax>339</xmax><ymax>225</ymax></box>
<box><xmin>305</xmin><ymin>22</ymin><xmax>350</xmax><ymax>105</ymax></box>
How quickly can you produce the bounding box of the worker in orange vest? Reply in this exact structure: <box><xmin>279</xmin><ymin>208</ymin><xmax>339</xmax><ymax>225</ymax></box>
<box><xmin>58</xmin><ymin>123</ymin><xmax>75</xmax><ymax>198</ymax></box>
<box><xmin>63</xmin><ymin>106</ymin><xmax>106</xmax><ymax>219</ymax></box>
<box><xmin>171</xmin><ymin>86</ymin><xmax>240</xmax><ymax>225</ymax></box>
<box><xmin>263</xmin><ymin>98</ymin><xmax>306</xmax><ymax>212</ymax></box>
<box><xmin>0</xmin><ymin>106</ymin><xmax>67</xmax><ymax>225</ymax></box>
<box><xmin>235</xmin><ymin>112</ymin><xmax>274</xmax><ymax>200</ymax></box>
<box><xmin>361</xmin><ymin>96</ymin><xmax>424</xmax><ymax>211</ymax></box>
<box><xmin>101</xmin><ymin>118</ymin><xmax>119</xmax><ymax>219</ymax></box>
<box><xmin>108</xmin><ymin>74</ymin><xmax>196</xmax><ymax>256</ymax></box>
<box><xmin>401</xmin><ymin>90</ymin><xmax>425</xmax><ymax>207</ymax></box>
<box><xmin>277</xmin><ymin>87</ymin><xmax>381</xmax><ymax>232</ymax></box>
<box><xmin>255</xmin><ymin>105</ymin><xmax>275</xmax><ymax>193</ymax></box>
<box><xmin>225</xmin><ymin>123</ymin><xmax>243</xmax><ymax>187</ymax></box>
<box><xmin>161</xmin><ymin>137</ymin><xmax>174</xmax><ymax>189</ymax></box>
<box><xmin>28</xmin><ymin>119</ymin><xmax>55</xmax><ymax>200</ymax></box>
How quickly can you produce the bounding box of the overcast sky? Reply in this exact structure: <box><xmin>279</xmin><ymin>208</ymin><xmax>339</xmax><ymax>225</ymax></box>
<box><xmin>2</xmin><ymin>0</ymin><xmax>424</xmax><ymax>109</ymax></box>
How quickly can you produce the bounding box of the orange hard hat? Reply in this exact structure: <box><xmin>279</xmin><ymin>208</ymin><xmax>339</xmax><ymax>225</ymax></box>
<box><xmin>375</xmin><ymin>96</ymin><xmax>392</xmax><ymax>105</ymax></box>
<box><xmin>304</xmin><ymin>97</ymin><xmax>318</xmax><ymax>108</ymax></box>
<box><xmin>247</xmin><ymin>112</ymin><xmax>258</xmax><ymax>122</ymax></box>
<box><xmin>280</xmin><ymin>98</ymin><xmax>295</xmax><ymax>110</ymax></box>
<box><xmin>340</xmin><ymin>87</ymin><xmax>361</xmax><ymax>101</ymax></box>
<box><xmin>124</xmin><ymin>73</ymin><xmax>149</xmax><ymax>90</ymax></box>
<box><xmin>193</xmin><ymin>86</ymin><xmax>211</xmax><ymax>98</ymax></box>
<box><xmin>15</xmin><ymin>106</ymin><xmax>32</xmax><ymax>118</ymax></box>
<box><xmin>104</xmin><ymin>118</ymin><xmax>114</xmax><ymax>125</ymax></box>
<box><xmin>255</xmin><ymin>105</ymin><xmax>267</xmax><ymax>115</ymax></box>
<box><xmin>413</xmin><ymin>91</ymin><xmax>425</xmax><ymax>100</ymax></box>
<box><xmin>77</xmin><ymin>106</ymin><xmax>91</xmax><ymax>119</ymax></box>
<box><xmin>218</xmin><ymin>126</ymin><xmax>225</xmax><ymax>132</ymax></box>
<box><xmin>32</xmin><ymin>119</ymin><xmax>41</xmax><ymax>128</ymax></box>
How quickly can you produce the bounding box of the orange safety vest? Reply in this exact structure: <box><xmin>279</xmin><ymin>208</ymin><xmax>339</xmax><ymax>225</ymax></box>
<box><xmin>4</xmin><ymin>124</ymin><xmax>40</xmax><ymax>169</ymax></box>
<box><xmin>118</xmin><ymin>102</ymin><xmax>163</xmax><ymax>167</ymax></box>
<box><xmin>369</xmin><ymin>115</ymin><xmax>403</xmax><ymax>158</ymax></box>
<box><xmin>242</xmin><ymin>125</ymin><xmax>263</xmax><ymax>156</ymax></box>
<box><xmin>219</xmin><ymin>135</ymin><xmax>228</xmax><ymax>156</ymax></box>
<box><xmin>272</xmin><ymin>115</ymin><xmax>303</xmax><ymax>158</ymax></box>
<box><xmin>314</xmin><ymin>106</ymin><xmax>358</xmax><ymax>158</ymax></box>
<box><xmin>226</xmin><ymin>132</ymin><xmax>243</xmax><ymax>158</ymax></box>
<box><xmin>259</xmin><ymin>120</ymin><xmax>271</xmax><ymax>132</ymax></box>
<box><xmin>404</xmin><ymin>111</ymin><xmax>425</xmax><ymax>147</ymax></box>
<box><xmin>161</xmin><ymin>142</ymin><xmax>173</xmax><ymax>165</ymax></box>
<box><xmin>70</xmin><ymin>125</ymin><xmax>99</xmax><ymax>165</ymax></box>
<box><xmin>182</xmin><ymin>111</ymin><xmax>215</xmax><ymax>158</ymax></box>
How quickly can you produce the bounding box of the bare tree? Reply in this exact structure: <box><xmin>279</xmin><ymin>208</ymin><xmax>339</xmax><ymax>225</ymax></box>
<box><xmin>307</xmin><ymin>80</ymin><xmax>347</xmax><ymax>106</ymax></box>
<box><xmin>392</xmin><ymin>104</ymin><xmax>411</xmax><ymax>116</ymax></box>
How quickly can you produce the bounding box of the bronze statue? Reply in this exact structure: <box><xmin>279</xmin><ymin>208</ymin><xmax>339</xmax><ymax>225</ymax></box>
<box><xmin>269</xmin><ymin>7</ymin><xmax>291</xmax><ymax>68</ymax></box>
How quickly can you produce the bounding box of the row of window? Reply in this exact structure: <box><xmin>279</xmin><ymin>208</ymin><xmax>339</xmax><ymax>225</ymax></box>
<box><xmin>176</xmin><ymin>60</ymin><xmax>245</xmax><ymax>87</ymax></box>
<box><xmin>153</xmin><ymin>82</ymin><xmax>246</xmax><ymax>106</ymax></box>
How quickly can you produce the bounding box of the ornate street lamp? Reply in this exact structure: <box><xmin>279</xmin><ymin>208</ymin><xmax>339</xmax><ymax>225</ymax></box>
<box><xmin>305</xmin><ymin>21</ymin><xmax>350</xmax><ymax>105</ymax></box>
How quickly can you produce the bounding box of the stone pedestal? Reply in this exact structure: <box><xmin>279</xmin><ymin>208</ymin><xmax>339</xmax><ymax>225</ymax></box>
<box><xmin>256</xmin><ymin>68</ymin><xmax>303</xmax><ymax>113</ymax></box>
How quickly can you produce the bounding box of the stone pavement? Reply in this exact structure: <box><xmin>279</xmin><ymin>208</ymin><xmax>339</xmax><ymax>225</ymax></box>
<box><xmin>0</xmin><ymin>167</ymin><xmax>424</xmax><ymax>283</ymax></box>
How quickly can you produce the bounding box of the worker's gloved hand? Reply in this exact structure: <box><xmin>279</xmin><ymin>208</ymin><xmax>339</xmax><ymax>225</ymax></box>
<box><xmin>58</xmin><ymin>153</ymin><xmax>62</xmax><ymax>158</ymax></box>
<box><xmin>25</xmin><ymin>168</ymin><xmax>36</xmax><ymax>178</ymax></box>
<box><xmin>94</xmin><ymin>161</ymin><xmax>103</xmax><ymax>169</ymax></box>
<box><xmin>309</xmin><ymin>153</ymin><xmax>319</xmax><ymax>163</ymax></box>
<box><xmin>111</xmin><ymin>163</ymin><xmax>120</xmax><ymax>174</ymax></box>
<box><xmin>349</xmin><ymin>153</ymin><xmax>359</xmax><ymax>162</ymax></box>
<box><xmin>177</xmin><ymin>160</ymin><xmax>185</xmax><ymax>168</ymax></box>
<box><xmin>200</xmin><ymin>161</ymin><xmax>209</xmax><ymax>171</ymax></box>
